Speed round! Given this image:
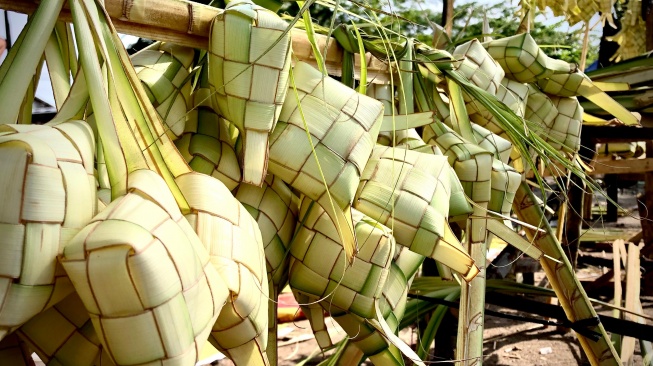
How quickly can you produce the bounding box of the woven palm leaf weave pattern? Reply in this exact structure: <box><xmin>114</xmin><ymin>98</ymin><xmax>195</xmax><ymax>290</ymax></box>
<box><xmin>61</xmin><ymin>170</ymin><xmax>228</xmax><ymax>366</ymax></box>
<box><xmin>0</xmin><ymin>123</ymin><xmax>96</xmax><ymax>341</ymax></box>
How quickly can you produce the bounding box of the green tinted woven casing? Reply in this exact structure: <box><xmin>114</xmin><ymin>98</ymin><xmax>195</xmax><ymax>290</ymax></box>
<box><xmin>132</xmin><ymin>42</ymin><xmax>195</xmax><ymax>139</ymax></box>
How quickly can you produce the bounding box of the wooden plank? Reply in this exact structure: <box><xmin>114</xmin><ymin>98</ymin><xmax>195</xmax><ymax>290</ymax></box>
<box><xmin>0</xmin><ymin>0</ymin><xmax>391</xmax><ymax>83</ymax></box>
<box><xmin>526</xmin><ymin>157</ymin><xmax>653</xmax><ymax>178</ymax></box>
<box><xmin>621</xmin><ymin>242</ymin><xmax>641</xmax><ymax>364</ymax></box>
<box><xmin>643</xmin><ymin>140</ymin><xmax>653</xmax><ymax>259</ymax></box>
<box><xmin>583</xmin><ymin>126</ymin><xmax>653</xmax><ymax>142</ymax></box>
<box><xmin>611</xmin><ymin>240</ymin><xmax>623</xmax><ymax>354</ymax></box>
<box><xmin>592</xmin><ymin>157</ymin><xmax>653</xmax><ymax>175</ymax></box>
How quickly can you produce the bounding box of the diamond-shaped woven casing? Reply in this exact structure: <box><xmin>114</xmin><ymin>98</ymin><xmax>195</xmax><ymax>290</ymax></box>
<box><xmin>483</xmin><ymin>34</ymin><xmax>570</xmax><ymax>83</ymax></box>
<box><xmin>289</xmin><ymin>200</ymin><xmax>394</xmax><ymax>316</ymax></box>
<box><xmin>453</xmin><ymin>39</ymin><xmax>505</xmax><ymax>98</ymax></box>
<box><xmin>424</xmin><ymin>125</ymin><xmax>493</xmax><ymax>208</ymax></box>
<box><xmin>61</xmin><ymin>169</ymin><xmax>227</xmax><ymax>366</ymax></box>
<box><xmin>331</xmin><ymin>247</ymin><xmax>425</xmax><ymax>364</ymax></box>
<box><xmin>176</xmin><ymin>172</ymin><xmax>269</xmax><ymax>366</ymax></box>
<box><xmin>209</xmin><ymin>0</ymin><xmax>292</xmax><ymax>186</ymax></box>
<box><xmin>392</xmin><ymin>131</ymin><xmax>473</xmax><ymax>223</ymax></box>
<box><xmin>269</xmin><ymin>61</ymin><xmax>384</xmax><ymax>210</ymax></box>
<box><xmin>234</xmin><ymin>175</ymin><xmax>297</xmax><ymax>364</ymax></box>
<box><xmin>235</xmin><ymin>175</ymin><xmax>297</xmax><ymax>292</ymax></box>
<box><xmin>176</xmin><ymin>87</ymin><xmax>242</xmax><ymax>191</ymax></box>
<box><xmin>355</xmin><ymin>146</ymin><xmax>477</xmax><ymax>280</ymax></box>
<box><xmin>537</xmin><ymin>71</ymin><xmax>592</xmax><ymax>97</ymax></box>
<box><xmin>289</xmin><ymin>200</ymin><xmax>394</xmax><ymax>349</ymax></box>
<box><xmin>471</xmin><ymin>123</ymin><xmax>513</xmax><ymax>164</ymax></box>
<box><xmin>468</xmin><ymin>78</ymin><xmax>529</xmax><ymax>137</ymax></box>
<box><xmin>524</xmin><ymin>86</ymin><xmax>562</xmax><ymax>151</ymax></box>
<box><xmin>133</xmin><ymin>42</ymin><xmax>195</xmax><ymax>139</ymax></box>
<box><xmin>548</xmin><ymin>96</ymin><xmax>583</xmax><ymax>154</ymax></box>
<box><xmin>16</xmin><ymin>292</ymin><xmax>114</xmax><ymax>365</ymax></box>
<box><xmin>367</xmin><ymin>84</ymin><xmax>397</xmax><ymax>147</ymax></box>
<box><xmin>0</xmin><ymin>123</ymin><xmax>96</xmax><ymax>341</ymax></box>
<box><xmin>489</xmin><ymin>160</ymin><xmax>521</xmax><ymax>215</ymax></box>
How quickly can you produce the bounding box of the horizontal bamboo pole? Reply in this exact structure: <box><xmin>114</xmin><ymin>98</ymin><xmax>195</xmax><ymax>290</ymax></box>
<box><xmin>0</xmin><ymin>0</ymin><xmax>391</xmax><ymax>82</ymax></box>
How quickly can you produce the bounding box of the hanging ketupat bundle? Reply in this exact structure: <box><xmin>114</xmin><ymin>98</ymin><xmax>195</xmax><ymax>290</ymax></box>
<box><xmin>62</xmin><ymin>170</ymin><xmax>229</xmax><ymax>366</ymax></box>
<box><xmin>453</xmin><ymin>39</ymin><xmax>505</xmax><ymax>107</ymax></box>
<box><xmin>471</xmin><ymin>123</ymin><xmax>513</xmax><ymax>164</ymax></box>
<box><xmin>288</xmin><ymin>199</ymin><xmax>395</xmax><ymax>348</ymax></box>
<box><xmin>58</xmin><ymin>1</ymin><xmax>271</xmax><ymax>365</ymax></box>
<box><xmin>209</xmin><ymin>0</ymin><xmax>292</xmax><ymax>186</ymax></box>
<box><xmin>234</xmin><ymin>176</ymin><xmax>297</xmax><ymax>365</ymax></box>
<box><xmin>132</xmin><ymin>42</ymin><xmax>195</xmax><ymax>139</ymax></box>
<box><xmin>468</xmin><ymin>79</ymin><xmax>529</xmax><ymax>142</ymax></box>
<box><xmin>547</xmin><ymin>96</ymin><xmax>583</xmax><ymax>154</ymax></box>
<box><xmin>355</xmin><ymin>146</ymin><xmax>479</xmax><ymax>280</ymax></box>
<box><xmin>179</xmin><ymin>171</ymin><xmax>270</xmax><ymax>366</ymax></box>
<box><xmin>483</xmin><ymin>33</ymin><xmax>574</xmax><ymax>84</ymax></box>
<box><xmin>176</xmin><ymin>67</ymin><xmax>242</xmax><ymax>191</ymax></box>
<box><xmin>268</xmin><ymin>61</ymin><xmax>385</xmax><ymax>264</ymax></box>
<box><xmin>0</xmin><ymin>122</ymin><xmax>96</xmax><ymax>341</ymax></box>
<box><xmin>537</xmin><ymin>71</ymin><xmax>639</xmax><ymax>126</ymax></box>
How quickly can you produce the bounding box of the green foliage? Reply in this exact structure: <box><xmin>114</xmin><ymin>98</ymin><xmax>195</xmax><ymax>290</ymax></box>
<box><xmin>278</xmin><ymin>0</ymin><xmax>597</xmax><ymax>65</ymax></box>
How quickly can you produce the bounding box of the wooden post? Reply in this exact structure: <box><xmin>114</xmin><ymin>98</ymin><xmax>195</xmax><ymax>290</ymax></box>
<box><xmin>641</xmin><ymin>141</ymin><xmax>653</xmax><ymax>257</ymax></box>
<box><xmin>579</xmin><ymin>22</ymin><xmax>591</xmax><ymax>71</ymax></box>
<box><xmin>442</xmin><ymin>0</ymin><xmax>454</xmax><ymax>36</ymax></box>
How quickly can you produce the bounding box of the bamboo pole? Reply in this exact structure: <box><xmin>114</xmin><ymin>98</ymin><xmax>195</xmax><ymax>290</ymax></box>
<box><xmin>514</xmin><ymin>182</ymin><xmax>621</xmax><ymax>366</ymax></box>
<box><xmin>0</xmin><ymin>0</ymin><xmax>391</xmax><ymax>82</ymax></box>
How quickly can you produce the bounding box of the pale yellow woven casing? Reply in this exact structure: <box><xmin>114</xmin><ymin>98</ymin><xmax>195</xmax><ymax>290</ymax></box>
<box><xmin>209</xmin><ymin>0</ymin><xmax>292</xmax><ymax>186</ymax></box>
<box><xmin>332</xmin><ymin>247</ymin><xmax>425</xmax><ymax>364</ymax></box>
<box><xmin>176</xmin><ymin>88</ymin><xmax>242</xmax><ymax>191</ymax></box>
<box><xmin>524</xmin><ymin>85</ymin><xmax>567</xmax><ymax>152</ymax></box>
<box><xmin>397</xmin><ymin>134</ymin><xmax>473</xmax><ymax>222</ymax></box>
<box><xmin>235</xmin><ymin>175</ymin><xmax>297</xmax><ymax>292</ymax></box>
<box><xmin>548</xmin><ymin>96</ymin><xmax>583</xmax><ymax>154</ymax></box>
<box><xmin>367</xmin><ymin>84</ymin><xmax>396</xmax><ymax>147</ymax></box>
<box><xmin>177</xmin><ymin>172</ymin><xmax>270</xmax><ymax>366</ymax></box>
<box><xmin>537</xmin><ymin>72</ymin><xmax>589</xmax><ymax>97</ymax></box>
<box><xmin>355</xmin><ymin>146</ymin><xmax>477</xmax><ymax>280</ymax></box>
<box><xmin>483</xmin><ymin>34</ymin><xmax>572</xmax><ymax>83</ymax></box>
<box><xmin>489</xmin><ymin>160</ymin><xmax>522</xmax><ymax>215</ymax></box>
<box><xmin>133</xmin><ymin>42</ymin><xmax>195</xmax><ymax>139</ymax></box>
<box><xmin>424</xmin><ymin>125</ymin><xmax>493</xmax><ymax>213</ymax></box>
<box><xmin>0</xmin><ymin>122</ymin><xmax>96</xmax><ymax>341</ymax></box>
<box><xmin>269</xmin><ymin>61</ymin><xmax>384</xmax><ymax>210</ymax></box>
<box><xmin>453</xmin><ymin>39</ymin><xmax>505</xmax><ymax>99</ymax></box>
<box><xmin>290</xmin><ymin>200</ymin><xmax>394</xmax><ymax>316</ymax></box>
<box><xmin>234</xmin><ymin>175</ymin><xmax>297</xmax><ymax>364</ymax></box>
<box><xmin>471</xmin><ymin>123</ymin><xmax>513</xmax><ymax>164</ymax></box>
<box><xmin>61</xmin><ymin>169</ymin><xmax>228</xmax><ymax>366</ymax></box>
<box><xmin>289</xmin><ymin>201</ymin><xmax>394</xmax><ymax>349</ymax></box>
<box><xmin>468</xmin><ymin>78</ymin><xmax>529</xmax><ymax>139</ymax></box>
<box><xmin>17</xmin><ymin>292</ymin><xmax>115</xmax><ymax>365</ymax></box>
